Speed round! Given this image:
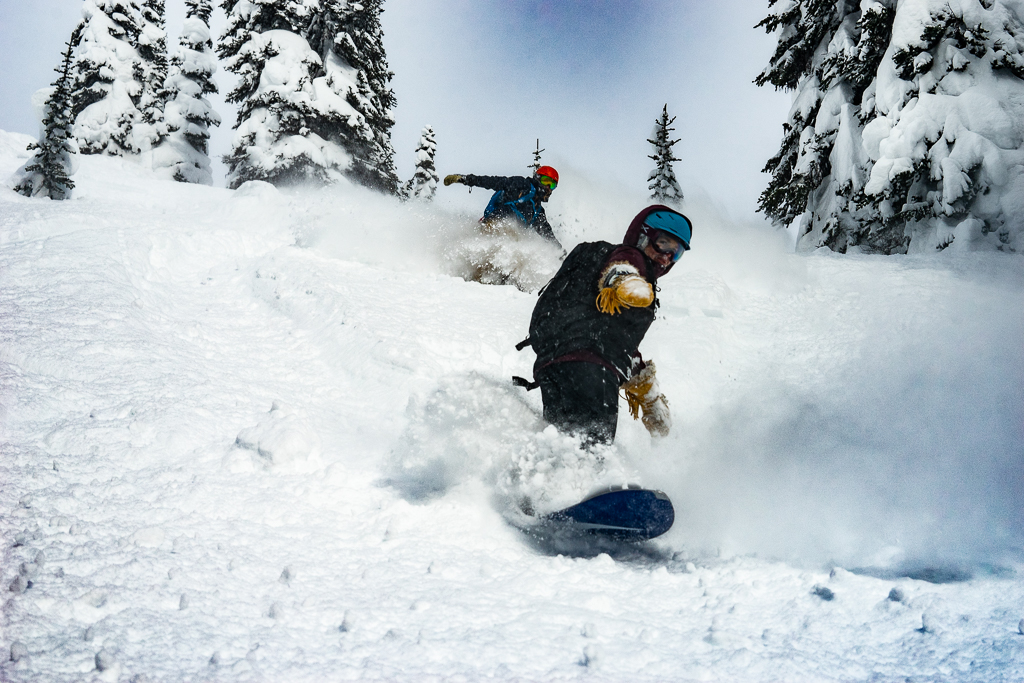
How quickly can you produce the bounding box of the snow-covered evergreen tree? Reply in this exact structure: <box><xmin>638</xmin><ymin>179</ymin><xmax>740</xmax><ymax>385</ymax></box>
<box><xmin>219</xmin><ymin>0</ymin><xmax>350</xmax><ymax>188</ymax></box>
<box><xmin>306</xmin><ymin>0</ymin><xmax>400</xmax><ymax>193</ymax></box>
<box><xmin>647</xmin><ymin>105</ymin><xmax>684</xmax><ymax>205</ymax></box>
<box><xmin>157</xmin><ymin>0</ymin><xmax>221</xmax><ymax>184</ymax></box>
<box><xmin>529</xmin><ymin>139</ymin><xmax>544</xmax><ymax>171</ymax></box>
<box><xmin>758</xmin><ymin>0</ymin><xmax>1024</xmax><ymax>253</ymax></box>
<box><xmin>755</xmin><ymin>0</ymin><xmax>847</xmax><ymax>237</ymax></box>
<box><xmin>15</xmin><ymin>37</ymin><xmax>80</xmax><ymax>200</ymax></box>
<box><xmin>72</xmin><ymin>0</ymin><xmax>143</xmax><ymax>156</ymax></box>
<box><xmin>135</xmin><ymin>0</ymin><xmax>170</xmax><ymax>151</ymax></box>
<box><xmin>407</xmin><ymin>125</ymin><xmax>438</xmax><ymax>201</ymax></box>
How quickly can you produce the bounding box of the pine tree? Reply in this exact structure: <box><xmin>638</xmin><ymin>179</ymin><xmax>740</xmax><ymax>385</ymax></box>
<box><xmin>15</xmin><ymin>36</ymin><xmax>80</xmax><ymax>200</ymax></box>
<box><xmin>529</xmin><ymin>139</ymin><xmax>544</xmax><ymax>171</ymax></box>
<box><xmin>647</xmin><ymin>105</ymin><xmax>684</xmax><ymax>205</ymax></box>
<box><xmin>306</xmin><ymin>0</ymin><xmax>400</xmax><ymax>193</ymax></box>
<box><xmin>158</xmin><ymin>0</ymin><xmax>221</xmax><ymax>184</ymax></box>
<box><xmin>407</xmin><ymin>125</ymin><xmax>438</xmax><ymax>201</ymax></box>
<box><xmin>757</xmin><ymin>0</ymin><xmax>1024</xmax><ymax>253</ymax></box>
<box><xmin>135</xmin><ymin>0</ymin><xmax>170</xmax><ymax>151</ymax></box>
<box><xmin>219</xmin><ymin>0</ymin><xmax>349</xmax><ymax>188</ymax></box>
<box><xmin>72</xmin><ymin>0</ymin><xmax>143</xmax><ymax>156</ymax></box>
<box><xmin>756</xmin><ymin>0</ymin><xmax>894</xmax><ymax>251</ymax></box>
<box><xmin>219</xmin><ymin>0</ymin><xmax>312</xmax><ymax>103</ymax></box>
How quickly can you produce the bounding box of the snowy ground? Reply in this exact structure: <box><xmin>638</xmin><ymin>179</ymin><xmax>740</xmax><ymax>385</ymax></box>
<box><xmin>2</xmin><ymin>130</ymin><xmax>1024</xmax><ymax>681</ymax></box>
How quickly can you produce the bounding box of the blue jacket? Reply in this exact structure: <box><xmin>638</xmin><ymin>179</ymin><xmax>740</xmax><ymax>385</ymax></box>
<box><xmin>463</xmin><ymin>174</ymin><xmax>559</xmax><ymax>245</ymax></box>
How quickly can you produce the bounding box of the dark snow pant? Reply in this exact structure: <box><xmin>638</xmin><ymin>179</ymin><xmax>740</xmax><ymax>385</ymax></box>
<box><xmin>536</xmin><ymin>361</ymin><xmax>619</xmax><ymax>446</ymax></box>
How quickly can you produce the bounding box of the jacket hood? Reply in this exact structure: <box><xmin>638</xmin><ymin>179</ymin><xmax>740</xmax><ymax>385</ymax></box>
<box><xmin>623</xmin><ymin>204</ymin><xmax>683</xmax><ymax>278</ymax></box>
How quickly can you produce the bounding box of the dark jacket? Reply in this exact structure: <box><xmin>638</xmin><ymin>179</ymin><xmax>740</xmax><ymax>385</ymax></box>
<box><xmin>463</xmin><ymin>174</ymin><xmax>558</xmax><ymax>244</ymax></box>
<box><xmin>529</xmin><ymin>241</ymin><xmax>657</xmax><ymax>381</ymax></box>
<box><xmin>525</xmin><ymin>205</ymin><xmax>678</xmax><ymax>382</ymax></box>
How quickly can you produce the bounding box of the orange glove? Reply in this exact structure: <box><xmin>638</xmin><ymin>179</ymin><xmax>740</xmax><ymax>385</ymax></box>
<box><xmin>595</xmin><ymin>263</ymin><xmax>654</xmax><ymax>315</ymax></box>
<box><xmin>622</xmin><ymin>361</ymin><xmax>671</xmax><ymax>437</ymax></box>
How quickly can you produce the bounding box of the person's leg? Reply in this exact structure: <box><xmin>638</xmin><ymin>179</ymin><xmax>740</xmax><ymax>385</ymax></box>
<box><xmin>537</xmin><ymin>362</ymin><xmax>619</xmax><ymax>445</ymax></box>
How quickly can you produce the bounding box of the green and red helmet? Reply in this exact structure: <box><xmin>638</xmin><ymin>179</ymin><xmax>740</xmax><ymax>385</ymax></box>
<box><xmin>535</xmin><ymin>166</ymin><xmax>559</xmax><ymax>189</ymax></box>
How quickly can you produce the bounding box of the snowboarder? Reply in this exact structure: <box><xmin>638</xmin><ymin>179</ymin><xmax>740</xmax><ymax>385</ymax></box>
<box><xmin>514</xmin><ymin>205</ymin><xmax>692</xmax><ymax>445</ymax></box>
<box><xmin>443</xmin><ymin>166</ymin><xmax>561</xmax><ymax>247</ymax></box>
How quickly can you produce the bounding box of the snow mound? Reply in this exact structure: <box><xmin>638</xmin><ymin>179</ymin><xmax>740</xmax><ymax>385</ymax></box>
<box><xmin>0</xmin><ymin>130</ymin><xmax>34</xmax><ymax>161</ymax></box>
<box><xmin>0</xmin><ymin>130</ymin><xmax>36</xmax><ymax>181</ymax></box>
<box><xmin>229</xmin><ymin>402</ymin><xmax>322</xmax><ymax>472</ymax></box>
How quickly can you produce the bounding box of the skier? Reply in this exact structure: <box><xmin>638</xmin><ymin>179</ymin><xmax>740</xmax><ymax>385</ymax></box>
<box><xmin>514</xmin><ymin>205</ymin><xmax>692</xmax><ymax>445</ymax></box>
<box><xmin>443</xmin><ymin>166</ymin><xmax>561</xmax><ymax>246</ymax></box>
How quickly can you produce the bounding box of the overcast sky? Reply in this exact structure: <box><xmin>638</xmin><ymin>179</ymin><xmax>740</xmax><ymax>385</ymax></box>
<box><xmin>0</xmin><ymin>0</ymin><xmax>790</xmax><ymax>218</ymax></box>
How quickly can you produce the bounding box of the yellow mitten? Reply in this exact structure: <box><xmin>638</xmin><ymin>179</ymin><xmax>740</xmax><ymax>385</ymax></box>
<box><xmin>622</xmin><ymin>361</ymin><xmax>672</xmax><ymax>437</ymax></box>
<box><xmin>595</xmin><ymin>265</ymin><xmax>654</xmax><ymax>315</ymax></box>
<box><xmin>443</xmin><ymin>174</ymin><xmax>464</xmax><ymax>186</ymax></box>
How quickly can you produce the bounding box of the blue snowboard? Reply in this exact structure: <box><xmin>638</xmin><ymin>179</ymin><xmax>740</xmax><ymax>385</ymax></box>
<box><xmin>537</xmin><ymin>486</ymin><xmax>675</xmax><ymax>542</ymax></box>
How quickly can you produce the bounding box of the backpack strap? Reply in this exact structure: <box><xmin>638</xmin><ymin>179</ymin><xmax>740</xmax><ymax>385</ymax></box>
<box><xmin>508</xmin><ymin>185</ymin><xmax>537</xmax><ymax>224</ymax></box>
<box><xmin>512</xmin><ymin>337</ymin><xmax>537</xmax><ymax>389</ymax></box>
<box><xmin>512</xmin><ymin>376</ymin><xmax>539</xmax><ymax>391</ymax></box>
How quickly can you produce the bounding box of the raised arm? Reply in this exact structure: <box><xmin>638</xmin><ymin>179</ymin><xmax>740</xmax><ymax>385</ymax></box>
<box><xmin>459</xmin><ymin>174</ymin><xmax>533</xmax><ymax>192</ymax></box>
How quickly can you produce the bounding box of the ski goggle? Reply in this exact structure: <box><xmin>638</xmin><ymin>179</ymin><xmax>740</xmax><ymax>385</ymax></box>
<box><xmin>537</xmin><ymin>175</ymin><xmax>557</xmax><ymax>190</ymax></box>
<box><xmin>643</xmin><ymin>226</ymin><xmax>688</xmax><ymax>262</ymax></box>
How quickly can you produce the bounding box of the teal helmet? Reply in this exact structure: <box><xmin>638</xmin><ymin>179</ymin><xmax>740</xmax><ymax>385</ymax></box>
<box><xmin>642</xmin><ymin>210</ymin><xmax>692</xmax><ymax>252</ymax></box>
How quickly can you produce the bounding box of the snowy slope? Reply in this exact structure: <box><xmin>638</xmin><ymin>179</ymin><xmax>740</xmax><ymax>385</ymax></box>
<box><xmin>2</xmin><ymin>130</ymin><xmax>1024</xmax><ymax>681</ymax></box>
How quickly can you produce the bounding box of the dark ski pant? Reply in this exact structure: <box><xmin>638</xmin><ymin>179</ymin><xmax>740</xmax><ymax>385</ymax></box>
<box><xmin>536</xmin><ymin>361</ymin><xmax>619</xmax><ymax>446</ymax></box>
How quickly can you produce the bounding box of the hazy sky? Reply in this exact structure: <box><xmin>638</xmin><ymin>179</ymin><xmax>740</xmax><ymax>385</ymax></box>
<box><xmin>0</xmin><ymin>0</ymin><xmax>790</xmax><ymax>217</ymax></box>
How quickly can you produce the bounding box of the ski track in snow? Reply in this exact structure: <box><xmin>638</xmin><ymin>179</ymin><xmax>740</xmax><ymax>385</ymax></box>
<box><xmin>2</xmin><ymin>133</ymin><xmax>1024</xmax><ymax>681</ymax></box>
